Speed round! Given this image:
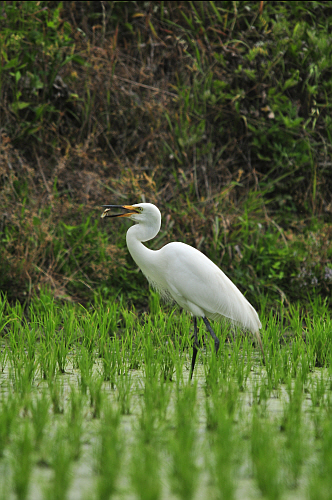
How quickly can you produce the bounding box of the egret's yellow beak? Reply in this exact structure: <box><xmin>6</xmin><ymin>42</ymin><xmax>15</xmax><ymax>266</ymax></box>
<box><xmin>100</xmin><ymin>205</ymin><xmax>140</xmax><ymax>219</ymax></box>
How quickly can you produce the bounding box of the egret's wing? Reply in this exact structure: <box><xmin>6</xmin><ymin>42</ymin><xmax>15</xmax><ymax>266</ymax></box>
<box><xmin>161</xmin><ymin>242</ymin><xmax>261</xmax><ymax>333</ymax></box>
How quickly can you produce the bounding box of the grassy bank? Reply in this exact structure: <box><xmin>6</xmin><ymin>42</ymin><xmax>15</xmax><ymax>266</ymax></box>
<box><xmin>0</xmin><ymin>1</ymin><xmax>331</xmax><ymax>308</ymax></box>
<box><xmin>0</xmin><ymin>290</ymin><xmax>332</xmax><ymax>498</ymax></box>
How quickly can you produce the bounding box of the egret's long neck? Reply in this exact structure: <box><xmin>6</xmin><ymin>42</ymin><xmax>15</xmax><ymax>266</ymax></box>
<box><xmin>126</xmin><ymin>221</ymin><xmax>160</xmax><ymax>277</ymax></box>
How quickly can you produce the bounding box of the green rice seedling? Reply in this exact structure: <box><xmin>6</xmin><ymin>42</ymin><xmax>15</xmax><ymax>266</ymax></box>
<box><xmin>297</xmin><ymin>348</ymin><xmax>311</xmax><ymax>385</ymax></box>
<box><xmin>305</xmin><ymin>298</ymin><xmax>332</xmax><ymax>368</ymax></box>
<box><xmin>30</xmin><ymin>288</ymin><xmax>56</xmax><ymax>317</ymax></box>
<box><xmin>94</xmin><ymin>296</ymin><xmax>121</xmax><ymax>339</ymax></box>
<box><xmin>88</xmin><ymin>375</ymin><xmax>104</xmax><ymax>419</ymax></box>
<box><xmin>0</xmin><ymin>392</ymin><xmax>18</xmax><ymax>457</ymax></box>
<box><xmin>150</xmin><ymin>377</ymin><xmax>173</xmax><ymax>424</ymax></box>
<box><xmin>216</xmin><ymin>349</ymin><xmax>233</xmax><ymax>382</ymax></box>
<box><xmin>38</xmin><ymin>342</ymin><xmax>57</xmax><ymax>380</ymax></box>
<box><xmin>0</xmin><ymin>461</ymin><xmax>10</xmax><ymax>500</ymax></box>
<box><xmin>159</xmin><ymin>342</ymin><xmax>175</xmax><ymax>382</ymax></box>
<box><xmin>44</xmin><ymin>426</ymin><xmax>73</xmax><ymax>500</ymax></box>
<box><xmin>261</xmin><ymin>308</ymin><xmax>289</xmax><ymax>382</ymax></box>
<box><xmin>116</xmin><ymin>371</ymin><xmax>132</xmax><ymax>416</ymax></box>
<box><xmin>66</xmin><ymin>387</ymin><xmax>84</xmax><ymax>460</ymax></box>
<box><xmin>289</xmin><ymin>335</ymin><xmax>307</xmax><ymax>379</ymax></box>
<box><xmin>138</xmin><ymin>378</ymin><xmax>159</xmax><ymax>444</ymax></box>
<box><xmin>94</xmin><ymin>298</ymin><xmax>121</xmax><ymax>343</ymax></box>
<box><xmin>308</xmin><ymin>415</ymin><xmax>332</xmax><ymax>500</ymax></box>
<box><xmin>7</xmin><ymin>314</ymin><xmax>24</xmax><ymax>356</ymax></box>
<box><xmin>328</xmin><ymin>365</ymin><xmax>332</xmax><ymax>392</ymax></box>
<box><xmin>37</xmin><ymin>304</ymin><xmax>61</xmax><ymax>347</ymax></box>
<box><xmin>48</xmin><ymin>378</ymin><xmax>64</xmax><ymax>414</ymax></box>
<box><xmin>30</xmin><ymin>389</ymin><xmax>50</xmax><ymax>450</ymax></box>
<box><xmin>281</xmin><ymin>378</ymin><xmax>306</xmax><ymax>486</ymax></box>
<box><xmin>208</xmin><ymin>401</ymin><xmax>236</xmax><ymax>500</ymax></box>
<box><xmin>251</xmin><ymin>411</ymin><xmax>282</xmax><ymax>500</ymax></box>
<box><xmin>250</xmin><ymin>376</ymin><xmax>270</xmax><ymax>415</ymax></box>
<box><xmin>11</xmin><ymin>422</ymin><xmax>33</xmax><ymax>500</ymax></box>
<box><xmin>9</xmin><ymin>354</ymin><xmax>36</xmax><ymax>397</ymax></box>
<box><xmin>113</xmin><ymin>336</ymin><xmax>128</xmax><ymax>377</ymax></box>
<box><xmin>55</xmin><ymin>329</ymin><xmax>72</xmax><ymax>374</ymax></box>
<box><xmin>265</xmin><ymin>352</ymin><xmax>281</xmax><ymax>390</ymax></box>
<box><xmin>77</xmin><ymin>345</ymin><xmax>95</xmax><ymax>394</ymax></box>
<box><xmin>147</xmin><ymin>287</ymin><xmax>160</xmax><ymax>314</ymax></box>
<box><xmin>142</xmin><ymin>318</ymin><xmax>160</xmax><ymax>380</ymax></box>
<box><xmin>279</xmin><ymin>347</ymin><xmax>294</xmax><ymax>386</ymax></box>
<box><xmin>164</xmin><ymin>320</ymin><xmax>190</xmax><ymax>387</ymax></box>
<box><xmin>206</xmin><ymin>323</ymin><xmax>233</xmax><ymax>381</ymax></box>
<box><xmin>222</xmin><ymin>377</ymin><xmax>240</xmax><ymax>418</ymax></box>
<box><xmin>131</xmin><ymin>435</ymin><xmax>161</xmax><ymax>500</ymax></box>
<box><xmin>125</xmin><ymin>330</ymin><xmax>141</xmax><ymax>371</ymax></box>
<box><xmin>150</xmin><ymin>309</ymin><xmax>186</xmax><ymax>356</ymax></box>
<box><xmin>203</xmin><ymin>340</ymin><xmax>220</xmax><ymax>395</ymax></box>
<box><xmin>170</xmin><ymin>383</ymin><xmax>198</xmax><ymax>500</ymax></box>
<box><xmin>309</xmin><ymin>371</ymin><xmax>327</xmax><ymax>408</ymax></box>
<box><xmin>122</xmin><ymin>308</ymin><xmax>138</xmax><ymax>341</ymax></box>
<box><xmin>160</xmin><ymin>331</ymin><xmax>185</xmax><ymax>385</ymax></box>
<box><xmin>141</xmin><ymin>340</ymin><xmax>172</xmax><ymax>424</ymax></box>
<box><xmin>308</xmin><ymin>318</ymin><xmax>332</xmax><ymax>369</ymax></box>
<box><xmin>205</xmin><ymin>375</ymin><xmax>239</xmax><ymax>430</ymax></box>
<box><xmin>233</xmin><ymin>335</ymin><xmax>253</xmax><ymax>391</ymax></box>
<box><xmin>284</xmin><ymin>376</ymin><xmax>303</xmax><ymax>415</ymax></box>
<box><xmin>20</xmin><ymin>320</ymin><xmax>38</xmax><ymax>365</ymax></box>
<box><xmin>79</xmin><ymin>307</ymin><xmax>99</xmax><ymax>354</ymax></box>
<box><xmin>12</xmin><ymin>297</ymin><xmax>25</xmax><ymax>317</ymax></box>
<box><xmin>99</xmin><ymin>338</ymin><xmax>118</xmax><ymax>386</ymax></box>
<box><xmin>149</xmin><ymin>305</ymin><xmax>175</xmax><ymax>347</ymax></box>
<box><xmin>60</xmin><ymin>304</ymin><xmax>83</xmax><ymax>357</ymax></box>
<box><xmin>0</xmin><ymin>344</ymin><xmax>7</xmax><ymax>373</ymax></box>
<box><xmin>266</xmin><ymin>344</ymin><xmax>292</xmax><ymax>389</ymax></box>
<box><xmin>263</xmin><ymin>306</ymin><xmax>284</xmax><ymax>359</ymax></box>
<box><xmin>311</xmin><ymin>409</ymin><xmax>324</xmax><ymax>440</ymax></box>
<box><xmin>228</xmin><ymin>329</ymin><xmax>244</xmax><ymax>363</ymax></box>
<box><xmin>284</xmin><ymin>421</ymin><xmax>307</xmax><ymax>489</ymax></box>
<box><xmin>96</xmin><ymin>404</ymin><xmax>122</xmax><ymax>500</ymax></box>
<box><xmin>205</xmin><ymin>396</ymin><xmax>220</xmax><ymax>433</ymax></box>
<box><xmin>286</xmin><ymin>302</ymin><xmax>305</xmax><ymax>337</ymax></box>
<box><xmin>151</xmin><ymin>312</ymin><xmax>176</xmax><ymax>382</ymax></box>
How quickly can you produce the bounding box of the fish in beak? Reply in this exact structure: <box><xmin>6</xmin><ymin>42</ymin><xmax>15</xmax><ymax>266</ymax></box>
<box><xmin>100</xmin><ymin>205</ymin><xmax>140</xmax><ymax>219</ymax></box>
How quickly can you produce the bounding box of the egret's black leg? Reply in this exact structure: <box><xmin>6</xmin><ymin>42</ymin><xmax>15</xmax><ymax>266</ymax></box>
<box><xmin>190</xmin><ymin>317</ymin><xmax>199</xmax><ymax>379</ymax></box>
<box><xmin>203</xmin><ymin>317</ymin><xmax>220</xmax><ymax>354</ymax></box>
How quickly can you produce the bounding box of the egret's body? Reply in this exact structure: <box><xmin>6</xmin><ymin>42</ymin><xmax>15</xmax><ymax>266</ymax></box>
<box><xmin>101</xmin><ymin>203</ymin><xmax>264</xmax><ymax>376</ymax></box>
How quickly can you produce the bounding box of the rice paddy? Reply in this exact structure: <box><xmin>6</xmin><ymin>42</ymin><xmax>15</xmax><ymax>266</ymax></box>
<box><xmin>0</xmin><ymin>289</ymin><xmax>332</xmax><ymax>500</ymax></box>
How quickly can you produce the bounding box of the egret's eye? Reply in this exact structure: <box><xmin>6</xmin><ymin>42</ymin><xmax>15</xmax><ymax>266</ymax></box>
<box><xmin>137</xmin><ymin>207</ymin><xmax>143</xmax><ymax>212</ymax></box>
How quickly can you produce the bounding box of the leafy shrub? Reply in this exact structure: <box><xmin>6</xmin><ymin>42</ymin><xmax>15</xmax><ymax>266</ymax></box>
<box><xmin>0</xmin><ymin>1</ymin><xmax>331</xmax><ymax>307</ymax></box>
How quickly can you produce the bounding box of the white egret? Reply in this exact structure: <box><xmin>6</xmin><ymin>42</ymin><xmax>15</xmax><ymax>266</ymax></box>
<box><xmin>101</xmin><ymin>203</ymin><xmax>265</xmax><ymax>377</ymax></box>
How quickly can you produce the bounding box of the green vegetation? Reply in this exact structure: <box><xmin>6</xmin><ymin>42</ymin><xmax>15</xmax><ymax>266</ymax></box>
<box><xmin>0</xmin><ymin>1</ymin><xmax>331</xmax><ymax>307</ymax></box>
<box><xmin>0</xmin><ymin>2</ymin><xmax>332</xmax><ymax>497</ymax></box>
<box><xmin>0</xmin><ymin>290</ymin><xmax>331</xmax><ymax>498</ymax></box>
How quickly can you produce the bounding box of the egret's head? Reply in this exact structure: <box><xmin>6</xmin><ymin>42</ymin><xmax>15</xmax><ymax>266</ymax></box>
<box><xmin>101</xmin><ymin>203</ymin><xmax>161</xmax><ymax>225</ymax></box>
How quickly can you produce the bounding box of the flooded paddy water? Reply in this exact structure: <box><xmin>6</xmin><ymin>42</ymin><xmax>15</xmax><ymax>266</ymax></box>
<box><xmin>0</xmin><ymin>293</ymin><xmax>332</xmax><ymax>499</ymax></box>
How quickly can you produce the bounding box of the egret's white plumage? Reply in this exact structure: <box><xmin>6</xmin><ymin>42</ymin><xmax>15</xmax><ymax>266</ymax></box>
<box><xmin>101</xmin><ymin>202</ymin><xmax>265</xmax><ymax>375</ymax></box>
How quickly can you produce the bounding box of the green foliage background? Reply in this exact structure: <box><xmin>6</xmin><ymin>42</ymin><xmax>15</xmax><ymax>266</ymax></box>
<box><xmin>0</xmin><ymin>1</ymin><xmax>331</xmax><ymax>308</ymax></box>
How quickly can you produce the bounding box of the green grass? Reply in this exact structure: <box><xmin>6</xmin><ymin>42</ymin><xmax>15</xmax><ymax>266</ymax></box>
<box><xmin>1</xmin><ymin>2</ymin><xmax>331</xmax><ymax>309</ymax></box>
<box><xmin>1</xmin><ymin>2</ymin><xmax>331</xmax><ymax>495</ymax></box>
<box><xmin>0</xmin><ymin>289</ymin><xmax>332</xmax><ymax>498</ymax></box>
